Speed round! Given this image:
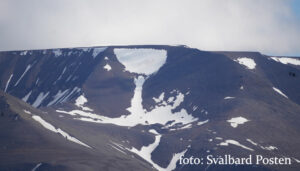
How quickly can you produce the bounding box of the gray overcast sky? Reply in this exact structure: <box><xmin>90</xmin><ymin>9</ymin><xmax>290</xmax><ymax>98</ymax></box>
<box><xmin>0</xmin><ymin>0</ymin><xmax>300</xmax><ymax>55</ymax></box>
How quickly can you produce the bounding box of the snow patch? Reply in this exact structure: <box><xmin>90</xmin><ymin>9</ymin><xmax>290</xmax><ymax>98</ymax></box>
<box><xmin>4</xmin><ymin>74</ymin><xmax>13</xmax><ymax>92</ymax></box>
<box><xmin>246</xmin><ymin>139</ymin><xmax>258</xmax><ymax>146</ymax></box>
<box><xmin>149</xmin><ymin>129</ymin><xmax>159</xmax><ymax>135</ymax></box>
<box><xmin>293</xmin><ymin>158</ymin><xmax>300</xmax><ymax>163</ymax></box>
<box><xmin>47</xmin><ymin>89</ymin><xmax>69</xmax><ymax>106</ymax></box>
<box><xmin>53</xmin><ymin>49</ymin><xmax>62</xmax><ymax>57</ymax></box>
<box><xmin>103</xmin><ymin>64</ymin><xmax>112</xmax><ymax>71</ymax></box>
<box><xmin>234</xmin><ymin>57</ymin><xmax>256</xmax><ymax>69</ymax></box>
<box><xmin>128</xmin><ymin>134</ymin><xmax>162</xmax><ymax>170</ymax></box>
<box><xmin>31</xmin><ymin>163</ymin><xmax>42</xmax><ymax>171</ymax></box>
<box><xmin>197</xmin><ymin>119</ymin><xmax>209</xmax><ymax>126</ymax></box>
<box><xmin>24</xmin><ymin>110</ymin><xmax>32</xmax><ymax>115</ymax></box>
<box><xmin>114</xmin><ymin>48</ymin><xmax>167</xmax><ymax>75</ymax></box>
<box><xmin>153</xmin><ymin>92</ymin><xmax>165</xmax><ymax>103</ymax></box>
<box><xmin>227</xmin><ymin>117</ymin><xmax>249</xmax><ymax>128</ymax></box>
<box><xmin>219</xmin><ymin>139</ymin><xmax>254</xmax><ymax>151</ymax></box>
<box><xmin>261</xmin><ymin>145</ymin><xmax>278</xmax><ymax>151</ymax></box>
<box><xmin>128</xmin><ymin>132</ymin><xmax>187</xmax><ymax>171</ymax></box>
<box><xmin>77</xmin><ymin>48</ymin><xmax>91</xmax><ymax>52</ymax></box>
<box><xmin>224</xmin><ymin>96</ymin><xmax>235</xmax><ymax>100</ymax></box>
<box><xmin>56</xmin><ymin>67</ymin><xmax>67</xmax><ymax>81</ymax></box>
<box><xmin>75</xmin><ymin>94</ymin><xmax>93</xmax><ymax>111</ymax></box>
<box><xmin>31</xmin><ymin>114</ymin><xmax>90</xmax><ymax>148</ymax></box>
<box><xmin>192</xmin><ymin>106</ymin><xmax>198</xmax><ymax>111</ymax></box>
<box><xmin>20</xmin><ymin>51</ymin><xmax>27</xmax><ymax>56</ymax></box>
<box><xmin>22</xmin><ymin>91</ymin><xmax>32</xmax><ymax>102</ymax></box>
<box><xmin>32</xmin><ymin>92</ymin><xmax>49</xmax><ymax>108</ymax></box>
<box><xmin>92</xmin><ymin>47</ymin><xmax>106</xmax><ymax>58</ymax></box>
<box><xmin>271</xmin><ymin>57</ymin><xmax>300</xmax><ymax>66</ymax></box>
<box><xmin>14</xmin><ymin>65</ymin><xmax>32</xmax><ymax>86</ymax></box>
<box><xmin>272</xmin><ymin>87</ymin><xmax>288</xmax><ymax>98</ymax></box>
<box><xmin>60</xmin><ymin>87</ymin><xmax>81</xmax><ymax>103</ymax></box>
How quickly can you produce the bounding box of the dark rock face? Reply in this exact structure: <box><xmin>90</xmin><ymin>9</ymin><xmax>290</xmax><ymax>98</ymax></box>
<box><xmin>0</xmin><ymin>45</ymin><xmax>299</xmax><ymax>171</ymax></box>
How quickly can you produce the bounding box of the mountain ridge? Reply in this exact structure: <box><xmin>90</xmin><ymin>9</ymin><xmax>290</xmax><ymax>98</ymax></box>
<box><xmin>0</xmin><ymin>45</ymin><xmax>299</xmax><ymax>171</ymax></box>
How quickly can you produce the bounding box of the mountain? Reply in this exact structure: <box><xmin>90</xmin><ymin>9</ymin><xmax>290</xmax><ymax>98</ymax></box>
<box><xmin>0</xmin><ymin>45</ymin><xmax>299</xmax><ymax>171</ymax></box>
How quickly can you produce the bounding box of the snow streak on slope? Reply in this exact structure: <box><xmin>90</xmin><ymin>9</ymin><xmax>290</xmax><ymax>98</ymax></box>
<box><xmin>271</xmin><ymin>57</ymin><xmax>300</xmax><ymax>66</ymax></box>
<box><xmin>14</xmin><ymin>65</ymin><xmax>32</xmax><ymax>86</ymax></box>
<box><xmin>22</xmin><ymin>91</ymin><xmax>32</xmax><ymax>102</ymax></box>
<box><xmin>32</xmin><ymin>92</ymin><xmax>49</xmax><ymax>108</ymax></box>
<box><xmin>234</xmin><ymin>57</ymin><xmax>256</xmax><ymax>69</ymax></box>
<box><xmin>273</xmin><ymin>87</ymin><xmax>288</xmax><ymax>98</ymax></box>
<box><xmin>24</xmin><ymin>110</ymin><xmax>90</xmax><ymax>148</ymax></box>
<box><xmin>31</xmin><ymin>163</ymin><xmax>42</xmax><ymax>171</ymax></box>
<box><xmin>114</xmin><ymin>48</ymin><xmax>167</xmax><ymax>75</ymax></box>
<box><xmin>4</xmin><ymin>74</ymin><xmax>13</xmax><ymax>92</ymax></box>
<box><xmin>47</xmin><ymin>90</ymin><xmax>69</xmax><ymax>106</ymax></box>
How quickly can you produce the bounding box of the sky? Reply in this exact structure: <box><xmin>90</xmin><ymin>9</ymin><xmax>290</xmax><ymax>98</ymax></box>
<box><xmin>0</xmin><ymin>0</ymin><xmax>299</xmax><ymax>56</ymax></box>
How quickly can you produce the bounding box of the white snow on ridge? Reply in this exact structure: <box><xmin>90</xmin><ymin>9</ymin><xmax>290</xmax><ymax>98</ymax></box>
<box><xmin>77</xmin><ymin>47</ymin><xmax>91</xmax><ymax>52</ymax></box>
<box><xmin>271</xmin><ymin>57</ymin><xmax>300</xmax><ymax>66</ymax></box>
<box><xmin>4</xmin><ymin>74</ymin><xmax>13</xmax><ymax>92</ymax></box>
<box><xmin>92</xmin><ymin>47</ymin><xmax>107</xmax><ymax>58</ymax></box>
<box><xmin>227</xmin><ymin>117</ymin><xmax>249</xmax><ymax>128</ymax></box>
<box><xmin>219</xmin><ymin>139</ymin><xmax>254</xmax><ymax>151</ymax></box>
<box><xmin>234</xmin><ymin>57</ymin><xmax>256</xmax><ymax>69</ymax></box>
<box><xmin>14</xmin><ymin>65</ymin><xmax>32</xmax><ymax>86</ymax></box>
<box><xmin>20</xmin><ymin>51</ymin><xmax>27</xmax><ymax>56</ymax></box>
<box><xmin>53</xmin><ymin>49</ymin><xmax>62</xmax><ymax>57</ymax></box>
<box><xmin>32</xmin><ymin>92</ymin><xmax>50</xmax><ymax>108</ymax></box>
<box><xmin>114</xmin><ymin>48</ymin><xmax>167</xmax><ymax>75</ymax></box>
<box><xmin>272</xmin><ymin>87</ymin><xmax>288</xmax><ymax>98</ymax></box>
<box><xmin>103</xmin><ymin>64</ymin><xmax>112</xmax><ymax>71</ymax></box>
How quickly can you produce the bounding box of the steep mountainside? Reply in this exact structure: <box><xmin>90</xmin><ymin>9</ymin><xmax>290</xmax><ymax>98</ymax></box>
<box><xmin>0</xmin><ymin>45</ymin><xmax>299</xmax><ymax>171</ymax></box>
